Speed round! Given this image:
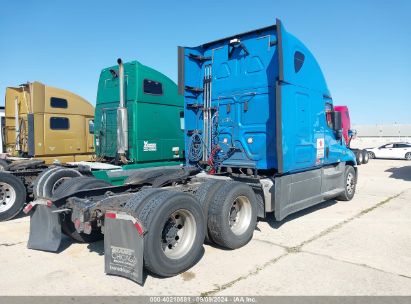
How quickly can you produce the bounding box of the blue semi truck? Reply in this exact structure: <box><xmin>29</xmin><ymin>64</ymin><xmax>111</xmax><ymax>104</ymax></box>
<box><xmin>26</xmin><ymin>19</ymin><xmax>357</xmax><ymax>284</ymax></box>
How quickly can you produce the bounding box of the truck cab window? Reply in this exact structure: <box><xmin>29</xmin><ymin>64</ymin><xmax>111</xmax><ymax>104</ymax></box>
<box><xmin>143</xmin><ymin>79</ymin><xmax>163</xmax><ymax>95</ymax></box>
<box><xmin>50</xmin><ymin>117</ymin><xmax>69</xmax><ymax>130</ymax></box>
<box><xmin>325</xmin><ymin>103</ymin><xmax>333</xmax><ymax>129</ymax></box>
<box><xmin>50</xmin><ymin>97</ymin><xmax>68</xmax><ymax>108</ymax></box>
<box><xmin>89</xmin><ymin>120</ymin><xmax>94</xmax><ymax>134</ymax></box>
<box><xmin>294</xmin><ymin>51</ymin><xmax>305</xmax><ymax>73</ymax></box>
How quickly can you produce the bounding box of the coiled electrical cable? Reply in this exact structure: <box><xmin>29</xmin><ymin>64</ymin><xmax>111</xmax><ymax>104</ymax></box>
<box><xmin>188</xmin><ymin>133</ymin><xmax>203</xmax><ymax>162</ymax></box>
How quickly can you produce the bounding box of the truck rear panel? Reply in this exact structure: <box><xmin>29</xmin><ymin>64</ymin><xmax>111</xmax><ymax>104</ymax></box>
<box><xmin>180</xmin><ymin>20</ymin><xmax>352</xmax><ymax>174</ymax></box>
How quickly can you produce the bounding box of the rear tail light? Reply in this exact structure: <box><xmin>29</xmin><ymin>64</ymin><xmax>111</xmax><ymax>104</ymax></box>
<box><xmin>83</xmin><ymin>222</ymin><xmax>92</xmax><ymax>234</ymax></box>
<box><xmin>74</xmin><ymin>218</ymin><xmax>81</xmax><ymax>230</ymax></box>
<box><xmin>23</xmin><ymin>203</ymin><xmax>33</xmax><ymax>214</ymax></box>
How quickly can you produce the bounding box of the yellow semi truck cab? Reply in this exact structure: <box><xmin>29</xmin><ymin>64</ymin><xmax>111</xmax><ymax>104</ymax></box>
<box><xmin>4</xmin><ymin>81</ymin><xmax>95</xmax><ymax>164</ymax></box>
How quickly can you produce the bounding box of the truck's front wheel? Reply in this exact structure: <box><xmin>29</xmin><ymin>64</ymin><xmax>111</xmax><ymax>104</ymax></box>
<box><xmin>336</xmin><ymin>166</ymin><xmax>356</xmax><ymax>201</ymax></box>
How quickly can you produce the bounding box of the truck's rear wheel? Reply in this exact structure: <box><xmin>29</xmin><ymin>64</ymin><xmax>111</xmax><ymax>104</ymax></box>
<box><xmin>336</xmin><ymin>165</ymin><xmax>356</xmax><ymax>201</ymax></box>
<box><xmin>208</xmin><ymin>181</ymin><xmax>257</xmax><ymax>249</ymax></box>
<box><xmin>53</xmin><ymin>177</ymin><xmax>112</xmax><ymax>242</ymax></box>
<box><xmin>41</xmin><ymin>168</ymin><xmax>82</xmax><ymax>199</ymax></box>
<box><xmin>195</xmin><ymin>179</ymin><xmax>226</xmax><ymax>243</ymax></box>
<box><xmin>123</xmin><ymin>188</ymin><xmax>167</xmax><ymax>214</ymax></box>
<box><xmin>138</xmin><ymin>191</ymin><xmax>205</xmax><ymax>277</ymax></box>
<box><xmin>0</xmin><ymin>172</ymin><xmax>26</xmax><ymax>221</ymax></box>
<box><xmin>362</xmin><ymin>150</ymin><xmax>369</xmax><ymax>164</ymax></box>
<box><xmin>356</xmin><ymin>150</ymin><xmax>363</xmax><ymax>165</ymax></box>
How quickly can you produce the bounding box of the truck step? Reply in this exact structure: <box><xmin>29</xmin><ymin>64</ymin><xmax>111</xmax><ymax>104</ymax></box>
<box><xmin>323</xmin><ymin>188</ymin><xmax>344</xmax><ymax>199</ymax></box>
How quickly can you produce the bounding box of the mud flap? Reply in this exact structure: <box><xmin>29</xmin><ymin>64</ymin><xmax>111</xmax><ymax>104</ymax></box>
<box><xmin>104</xmin><ymin>213</ymin><xmax>144</xmax><ymax>285</ymax></box>
<box><xmin>27</xmin><ymin>205</ymin><xmax>62</xmax><ymax>252</ymax></box>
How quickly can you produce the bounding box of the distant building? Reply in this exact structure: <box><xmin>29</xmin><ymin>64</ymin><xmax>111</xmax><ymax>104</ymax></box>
<box><xmin>351</xmin><ymin>124</ymin><xmax>411</xmax><ymax>149</ymax></box>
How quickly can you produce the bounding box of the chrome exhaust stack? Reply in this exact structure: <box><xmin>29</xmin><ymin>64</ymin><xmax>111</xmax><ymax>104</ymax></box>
<box><xmin>117</xmin><ymin>58</ymin><xmax>128</xmax><ymax>157</ymax></box>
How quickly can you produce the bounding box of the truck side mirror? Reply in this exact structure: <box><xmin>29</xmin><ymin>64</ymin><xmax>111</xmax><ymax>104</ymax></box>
<box><xmin>331</xmin><ymin>111</ymin><xmax>342</xmax><ymax>132</ymax></box>
<box><xmin>348</xmin><ymin>130</ymin><xmax>357</xmax><ymax>138</ymax></box>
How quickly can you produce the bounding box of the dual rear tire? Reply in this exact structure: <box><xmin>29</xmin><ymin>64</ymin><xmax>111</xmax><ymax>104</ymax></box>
<box><xmin>124</xmin><ymin>189</ymin><xmax>206</xmax><ymax>277</ymax></box>
<box><xmin>195</xmin><ymin>180</ymin><xmax>258</xmax><ymax>249</ymax></box>
<box><xmin>206</xmin><ymin>181</ymin><xmax>257</xmax><ymax>249</ymax></box>
<box><xmin>122</xmin><ymin>180</ymin><xmax>258</xmax><ymax>277</ymax></box>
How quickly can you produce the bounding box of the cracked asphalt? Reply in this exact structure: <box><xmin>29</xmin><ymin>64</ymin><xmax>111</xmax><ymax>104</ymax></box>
<box><xmin>0</xmin><ymin>159</ymin><xmax>410</xmax><ymax>295</ymax></box>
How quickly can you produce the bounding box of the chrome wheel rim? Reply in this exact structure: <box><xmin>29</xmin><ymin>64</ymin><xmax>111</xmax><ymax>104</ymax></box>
<box><xmin>228</xmin><ymin>195</ymin><xmax>252</xmax><ymax>236</ymax></box>
<box><xmin>0</xmin><ymin>182</ymin><xmax>17</xmax><ymax>213</ymax></box>
<box><xmin>161</xmin><ymin>209</ymin><xmax>197</xmax><ymax>259</ymax></box>
<box><xmin>346</xmin><ymin>172</ymin><xmax>355</xmax><ymax>195</ymax></box>
<box><xmin>406</xmin><ymin>153</ymin><xmax>411</xmax><ymax>160</ymax></box>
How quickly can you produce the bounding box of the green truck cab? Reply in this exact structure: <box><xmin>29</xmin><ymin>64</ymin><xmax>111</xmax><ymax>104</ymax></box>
<box><xmin>0</xmin><ymin>59</ymin><xmax>185</xmax><ymax>221</ymax></box>
<box><xmin>92</xmin><ymin>60</ymin><xmax>185</xmax><ymax>184</ymax></box>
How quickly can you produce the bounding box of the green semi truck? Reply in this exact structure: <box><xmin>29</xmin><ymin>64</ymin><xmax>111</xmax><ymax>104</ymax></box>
<box><xmin>91</xmin><ymin>59</ymin><xmax>184</xmax><ymax>184</ymax></box>
<box><xmin>0</xmin><ymin>59</ymin><xmax>184</xmax><ymax>221</ymax></box>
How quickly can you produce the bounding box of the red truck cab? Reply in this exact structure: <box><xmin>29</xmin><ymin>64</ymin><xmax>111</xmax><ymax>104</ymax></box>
<box><xmin>334</xmin><ymin>105</ymin><xmax>351</xmax><ymax>145</ymax></box>
<box><xmin>334</xmin><ymin>105</ymin><xmax>368</xmax><ymax>164</ymax></box>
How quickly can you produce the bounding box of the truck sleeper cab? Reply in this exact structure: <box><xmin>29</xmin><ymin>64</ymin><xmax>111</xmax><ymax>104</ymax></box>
<box><xmin>180</xmin><ymin>19</ymin><xmax>357</xmax><ymax>220</ymax></box>
<box><xmin>0</xmin><ymin>61</ymin><xmax>185</xmax><ymax>222</ymax></box>
<box><xmin>26</xmin><ymin>20</ymin><xmax>357</xmax><ymax>285</ymax></box>
<box><xmin>4</xmin><ymin>81</ymin><xmax>95</xmax><ymax>163</ymax></box>
<box><xmin>0</xmin><ymin>82</ymin><xmax>95</xmax><ymax>221</ymax></box>
<box><xmin>91</xmin><ymin>59</ymin><xmax>185</xmax><ymax>185</ymax></box>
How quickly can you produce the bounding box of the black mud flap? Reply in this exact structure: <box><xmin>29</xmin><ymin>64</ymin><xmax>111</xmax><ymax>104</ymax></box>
<box><xmin>104</xmin><ymin>213</ymin><xmax>145</xmax><ymax>285</ymax></box>
<box><xmin>27</xmin><ymin>205</ymin><xmax>62</xmax><ymax>252</ymax></box>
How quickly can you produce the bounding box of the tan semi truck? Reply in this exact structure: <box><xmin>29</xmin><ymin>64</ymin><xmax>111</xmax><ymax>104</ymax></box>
<box><xmin>2</xmin><ymin>81</ymin><xmax>95</xmax><ymax>165</ymax></box>
<box><xmin>0</xmin><ymin>82</ymin><xmax>95</xmax><ymax>221</ymax></box>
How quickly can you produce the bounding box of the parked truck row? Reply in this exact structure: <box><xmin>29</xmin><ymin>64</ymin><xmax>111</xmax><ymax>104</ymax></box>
<box><xmin>0</xmin><ymin>60</ymin><xmax>185</xmax><ymax>221</ymax></box>
<box><xmin>21</xmin><ymin>19</ymin><xmax>358</xmax><ymax>285</ymax></box>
